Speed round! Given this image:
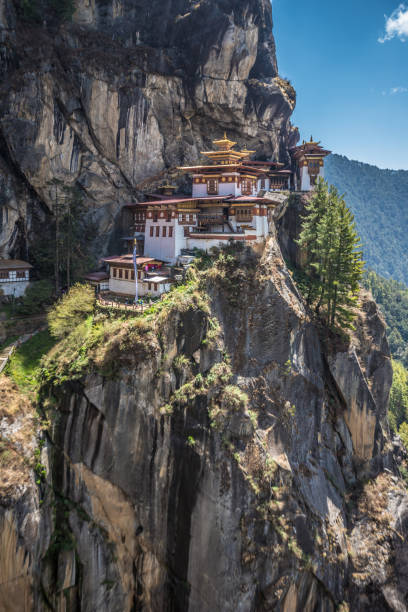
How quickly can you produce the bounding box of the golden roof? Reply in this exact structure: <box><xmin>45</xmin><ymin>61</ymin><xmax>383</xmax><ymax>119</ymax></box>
<box><xmin>239</xmin><ymin>146</ymin><xmax>256</xmax><ymax>158</ymax></box>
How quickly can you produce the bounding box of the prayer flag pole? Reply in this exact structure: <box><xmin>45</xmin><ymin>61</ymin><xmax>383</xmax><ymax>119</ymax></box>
<box><xmin>133</xmin><ymin>239</ymin><xmax>138</xmax><ymax>304</ymax></box>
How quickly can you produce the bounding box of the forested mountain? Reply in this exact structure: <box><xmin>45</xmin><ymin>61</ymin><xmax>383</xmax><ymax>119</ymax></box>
<box><xmin>325</xmin><ymin>154</ymin><xmax>408</xmax><ymax>284</ymax></box>
<box><xmin>363</xmin><ymin>269</ymin><xmax>408</xmax><ymax>365</ymax></box>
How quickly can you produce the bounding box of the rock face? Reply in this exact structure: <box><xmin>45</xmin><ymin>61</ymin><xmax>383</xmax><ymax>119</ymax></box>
<box><xmin>0</xmin><ymin>0</ymin><xmax>297</xmax><ymax>259</ymax></box>
<box><xmin>3</xmin><ymin>197</ymin><xmax>408</xmax><ymax>611</ymax></box>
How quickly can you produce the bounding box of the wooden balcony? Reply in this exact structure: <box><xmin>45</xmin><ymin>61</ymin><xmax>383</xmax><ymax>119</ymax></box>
<box><xmin>198</xmin><ymin>214</ymin><xmax>227</xmax><ymax>225</ymax></box>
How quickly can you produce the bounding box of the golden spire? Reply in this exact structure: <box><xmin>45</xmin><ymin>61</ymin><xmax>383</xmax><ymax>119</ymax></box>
<box><xmin>212</xmin><ymin>133</ymin><xmax>237</xmax><ymax>151</ymax></box>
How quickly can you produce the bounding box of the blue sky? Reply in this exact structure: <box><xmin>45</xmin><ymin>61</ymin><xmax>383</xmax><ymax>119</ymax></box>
<box><xmin>272</xmin><ymin>1</ymin><xmax>408</xmax><ymax>169</ymax></box>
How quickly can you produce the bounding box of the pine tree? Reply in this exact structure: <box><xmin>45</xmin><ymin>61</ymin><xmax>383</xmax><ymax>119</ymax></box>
<box><xmin>329</xmin><ymin>198</ymin><xmax>363</xmax><ymax>327</ymax></box>
<box><xmin>297</xmin><ymin>178</ymin><xmax>364</xmax><ymax>329</ymax></box>
<box><xmin>296</xmin><ymin>179</ymin><xmax>329</xmax><ymax>304</ymax></box>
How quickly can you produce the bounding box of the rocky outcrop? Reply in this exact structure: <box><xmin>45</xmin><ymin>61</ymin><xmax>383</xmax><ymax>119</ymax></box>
<box><xmin>0</xmin><ymin>0</ymin><xmax>297</xmax><ymax>259</ymax></box>
<box><xmin>3</xmin><ymin>195</ymin><xmax>407</xmax><ymax>610</ymax></box>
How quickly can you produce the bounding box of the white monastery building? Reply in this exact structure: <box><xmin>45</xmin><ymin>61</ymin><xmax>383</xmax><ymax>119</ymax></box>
<box><xmin>99</xmin><ymin>134</ymin><xmax>331</xmax><ymax>297</ymax></box>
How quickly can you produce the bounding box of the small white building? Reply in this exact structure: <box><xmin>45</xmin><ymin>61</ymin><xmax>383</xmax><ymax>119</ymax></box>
<box><xmin>0</xmin><ymin>259</ymin><xmax>32</xmax><ymax>297</ymax></box>
<box><xmin>291</xmin><ymin>138</ymin><xmax>331</xmax><ymax>191</ymax></box>
<box><xmin>84</xmin><ymin>271</ymin><xmax>110</xmax><ymax>293</ymax></box>
<box><xmin>102</xmin><ymin>254</ymin><xmax>172</xmax><ymax>298</ymax></box>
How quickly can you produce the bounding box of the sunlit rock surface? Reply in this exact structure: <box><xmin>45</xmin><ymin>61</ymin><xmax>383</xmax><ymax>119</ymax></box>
<box><xmin>2</xmin><ymin>197</ymin><xmax>408</xmax><ymax>611</ymax></box>
<box><xmin>0</xmin><ymin>0</ymin><xmax>297</xmax><ymax>258</ymax></box>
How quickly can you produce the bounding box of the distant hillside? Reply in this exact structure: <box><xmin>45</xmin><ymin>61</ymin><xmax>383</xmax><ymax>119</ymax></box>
<box><xmin>363</xmin><ymin>269</ymin><xmax>408</xmax><ymax>365</ymax></box>
<box><xmin>325</xmin><ymin>154</ymin><xmax>408</xmax><ymax>284</ymax></box>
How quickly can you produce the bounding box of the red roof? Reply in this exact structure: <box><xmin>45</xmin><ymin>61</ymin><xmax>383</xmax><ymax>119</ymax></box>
<box><xmin>244</xmin><ymin>161</ymin><xmax>284</xmax><ymax>167</ymax></box>
<box><xmin>84</xmin><ymin>272</ymin><xmax>109</xmax><ymax>281</ymax></box>
<box><xmin>0</xmin><ymin>259</ymin><xmax>33</xmax><ymax>270</ymax></box>
<box><xmin>178</xmin><ymin>164</ymin><xmax>265</xmax><ymax>174</ymax></box>
<box><xmin>101</xmin><ymin>255</ymin><xmax>161</xmax><ymax>265</ymax></box>
<box><xmin>229</xmin><ymin>196</ymin><xmax>268</xmax><ymax>203</ymax></box>
<box><xmin>124</xmin><ymin>196</ymin><xmax>233</xmax><ymax>208</ymax></box>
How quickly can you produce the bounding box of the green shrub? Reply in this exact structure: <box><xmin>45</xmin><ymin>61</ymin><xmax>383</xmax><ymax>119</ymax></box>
<box><xmin>48</xmin><ymin>284</ymin><xmax>95</xmax><ymax>339</ymax></box>
<box><xmin>221</xmin><ymin>385</ymin><xmax>248</xmax><ymax>411</ymax></box>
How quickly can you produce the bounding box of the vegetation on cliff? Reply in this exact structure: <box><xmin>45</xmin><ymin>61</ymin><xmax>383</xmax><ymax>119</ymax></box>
<box><xmin>325</xmin><ymin>153</ymin><xmax>408</xmax><ymax>284</ymax></box>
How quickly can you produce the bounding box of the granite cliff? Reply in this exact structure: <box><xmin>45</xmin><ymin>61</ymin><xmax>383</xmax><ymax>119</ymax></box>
<box><xmin>2</xmin><ymin>2</ymin><xmax>408</xmax><ymax>611</ymax></box>
<box><xmin>0</xmin><ymin>0</ymin><xmax>297</xmax><ymax>260</ymax></box>
<box><xmin>2</xmin><ymin>196</ymin><xmax>408</xmax><ymax>611</ymax></box>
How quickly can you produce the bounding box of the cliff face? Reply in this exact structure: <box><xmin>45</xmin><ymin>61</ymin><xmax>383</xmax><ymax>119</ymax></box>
<box><xmin>3</xmin><ymin>197</ymin><xmax>408</xmax><ymax>611</ymax></box>
<box><xmin>0</xmin><ymin>0</ymin><xmax>297</xmax><ymax>259</ymax></box>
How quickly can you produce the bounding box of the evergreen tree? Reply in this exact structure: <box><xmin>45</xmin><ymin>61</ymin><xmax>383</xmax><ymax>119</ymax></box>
<box><xmin>297</xmin><ymin>179</ymin><xmax>364</xmax><ymax>329</ymax></box>
<box><xmin>297</xmin><ymin>179</ymin><xmax>329</xmax><ymax>304</ymax></box>
<box><xmin>328</xmin><ymin>197</ymin><xmax>363</xmax><ymax>327</ymax></box>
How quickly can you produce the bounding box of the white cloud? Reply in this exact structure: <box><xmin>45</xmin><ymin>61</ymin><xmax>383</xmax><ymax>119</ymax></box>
<box><xmin>382</xmin><ymin>86</ymin><xmax>408</xmax><ymax>95</ymax></box>
<box><xmin>379</xmin><ymin>4</ymin><xmax>408</xmax><ymax>42</ymax></box>
<box><xmin>390</xmin><ymin>86</ymin><xmax>408</xmax><ymax>94</ymax></box>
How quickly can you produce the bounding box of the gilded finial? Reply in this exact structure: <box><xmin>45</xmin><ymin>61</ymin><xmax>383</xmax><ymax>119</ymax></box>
<box><xmin>224</xmin><ymin>131</ymin><xmax>227</xmax><ymax>139</ymax></box>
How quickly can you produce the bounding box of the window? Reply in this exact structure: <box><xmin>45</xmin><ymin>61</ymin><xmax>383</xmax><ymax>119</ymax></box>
<box><xmin>241</xmin><ymin>179</ymin><xmax>252</xmax><ymax>195</ymax></box>
<box><xmin>138</xmin><ymin>270</ymin><xmax>142</xmax><ymax>279</ymax></box>
<box><xmin>17</xmin><ymin>270</ymin><xmax>26</xmax><ymax>278</ymax></box>
<box><xmin>162</xmin><ymin>226</ymin><xmax>167</xmax><ymax>237</ymax></box>
<box><xmin>156</xmin><ymin>226</ymin><xmax>160</xmax><ymax>237</ymax></box>
<box><xmin>260</xmin><ymin>178</ymin><xmax>265</xmax><ymax>189</ymax></box>
<box><xmin>207</xmin><ymin>179</ymin><xmax>218</xmax><ymax>195</ymax></box>
<box><xmin>148</xmin><ymin>282</ymin><xmax>152</xmax><ymax>291</ymax></box>
<box><xmin>112</xmin><ymin>268</ymin><xmax>116</xmax><ymax>278</ymax></box>
<box><xmin>131</xmin><ymin>270</ymin><xmax>134</xmax><ymax>280</ymax></box>
<box><xmin>124</xmin><ymin>269</ymin><xmax>128</xmax><ymax>279</ymax></box>
<box><xmin>169</xmin><ymin>227</ymin><xmax>173</xmax><ymax>238</ymax></box>
<box><xmin>166</xmin><ymin>211</ymin><xmax>172</xmax><ymax>222</ymax></box>
<box><xmin>150</xmin><ymin>227</ymin><xmax>154</xmax><ymax>237</ymax></box>
<box><xmin>154</xmin><ymin>283</ymin><xmax>158</xmax><ymax>291</ymax></box>
<box><xmin>119</xmin><ymin>269</ymin><xmax>123</xmax><ymax>279</ymax></box>
<box><xmin>0</xmin><ymin>271</ymin><xmax>8</xmax><ymax>279</ymax></box>
<box><xmin>153</xmin><ymin>212</ymin><xmax>158</xmax><ymax>222</ymax></box>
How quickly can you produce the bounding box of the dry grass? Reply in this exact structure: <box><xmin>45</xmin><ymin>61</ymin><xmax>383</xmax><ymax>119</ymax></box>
<box><xmin>0</xmin><ymin>375</ymin><xmax>36</xmax><ymax>498</ymax></box>
<box><xmin>357</xmin><ymin>473</ymin><xmax>394</xmax><ymax>526</ymax></box>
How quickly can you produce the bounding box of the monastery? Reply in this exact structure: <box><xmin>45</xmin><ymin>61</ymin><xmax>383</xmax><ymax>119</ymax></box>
<box><xmin>95</xmin><ymin>135</ymin><xmax>331</xmax><ymax>299</ymax></box>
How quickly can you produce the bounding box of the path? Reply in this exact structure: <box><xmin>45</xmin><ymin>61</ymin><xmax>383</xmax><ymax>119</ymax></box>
<box><xmin>0</xmin><ymin>326</ymin><xmax>47</xmax><ymax>375</ymax></box>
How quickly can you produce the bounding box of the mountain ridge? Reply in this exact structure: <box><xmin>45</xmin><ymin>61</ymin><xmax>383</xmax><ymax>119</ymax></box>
<box><xmin>325</xmin><ymin>153</ymin><xmax>408</xmax><ymax>284</ymax></box>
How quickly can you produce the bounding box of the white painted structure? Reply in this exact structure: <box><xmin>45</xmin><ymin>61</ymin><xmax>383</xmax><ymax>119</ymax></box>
<box><xmin>291</xmin><ymin>139</ymin><xmax>331</xmax><ymax>192</ymax></box>
<box><xmin>191</xmin><ymin>174</ymin><xmax>257</xmax><ymax>199</ymax></box>
<box><xmin>102</xmin><ymin>255</ymin><xmax>172</xmax><ymax>298</ymax></box>
<box><xmin>0</xmin><ymin>260</ymin><xmax>32</xmax><ymax>297</ymax></box>
<box><xmin>298</xmin><ymin>163</ymin><xmax>325</xmax><ymax>191</ymax></box>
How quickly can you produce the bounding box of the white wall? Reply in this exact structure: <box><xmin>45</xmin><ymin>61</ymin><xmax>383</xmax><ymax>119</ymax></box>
<box><xmin>144</xmin><ymin>219</ymin><xmax>178</xmax><ymax>263</ymax></box>
<box><xmin>300</xmin><ymin>166</ymin><xmax>311</xmax><ymax>191</ymax></box>
<box><xmin>217</xmin><ymin>181</ymin><xmax>240</xmax><ymax>197</ymax></box>
<box><xmin>192</xmin><ymin>183</ymin><xmax>208</xmax><ymax>198</ymax></box>
<box><xmin>187</xmin><ymin>237</ymin><xmax>243</xmax><ymax>251</ymax></box>
<box><xmin>0</xmin><ymin>280</ymin><xmax>30</xmax><ymax>297</ymax></box>
<box><xmin>109</xmin><ymin>277</ymin><xmax>169</xmax><ymax>297</ymax></box>
<box><xmin>253</xmin><ymin>210</ymin><xmax>268</xmax><ymax>237</ymax></box>
<box><xmin>300</xmin><ymin>165</ymin><xmax>324</xmax><ymax>191</ymax></box>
